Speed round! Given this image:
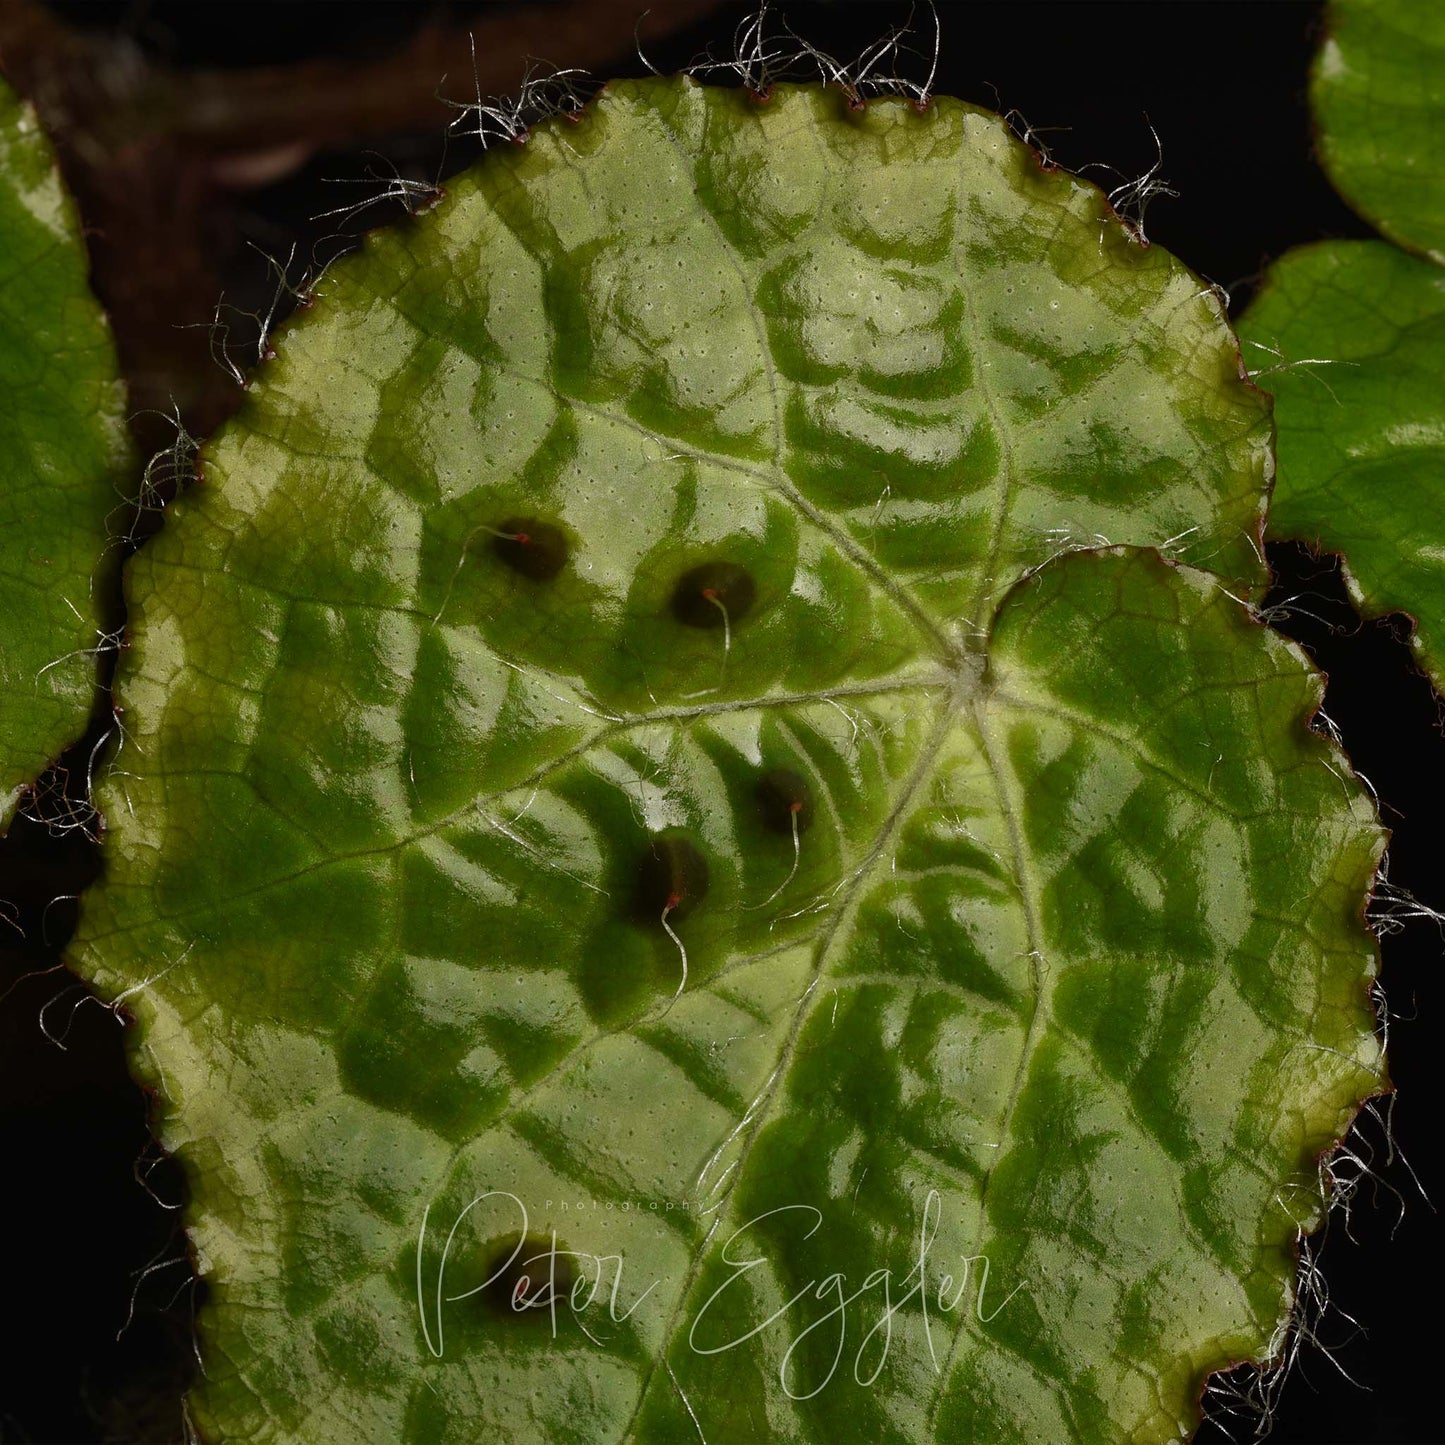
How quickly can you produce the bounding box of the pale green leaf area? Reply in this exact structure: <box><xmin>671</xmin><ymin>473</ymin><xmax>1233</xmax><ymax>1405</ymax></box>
<box><xmin>1243</xmin><ymin>240</ymin><xmax>1445</xmax><ymax>690</ymax></box>
<box><xmin>0</xmin><ymin>77</ymin><xmax>132</xmax><ymax>827</ymax></box>
<box><xmin>71</xmin><ymin>79</ymin><xmax>1381</xmax><ymax>1443</ymax></box>
<box><xmin>1314</xmin><ymin>0</ymin><xmax>1445</xmax><ymax>263</ymax></box>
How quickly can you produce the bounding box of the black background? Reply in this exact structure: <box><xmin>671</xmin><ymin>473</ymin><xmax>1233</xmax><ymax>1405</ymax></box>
<box><xmin>1</xmin><ymin>2</ymin><xmax>1440</xmax><ymax>1442</ymax></box>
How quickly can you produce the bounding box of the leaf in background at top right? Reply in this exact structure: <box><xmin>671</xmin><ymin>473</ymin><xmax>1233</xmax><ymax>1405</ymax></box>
<box><xmin>1241</xmin><ymin>0</ymin><xmax>1445</xmax><ymax>689</ymax></box>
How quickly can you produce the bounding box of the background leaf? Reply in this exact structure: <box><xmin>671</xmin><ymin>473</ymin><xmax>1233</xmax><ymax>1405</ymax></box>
<box><xmin>1242</xmin><ymin>0</ymin><xmax>1445</xmax><ymax>689</ymax></box>
<box><xmin>1313</xmin><ymin>0</ymin><xmax>1445</xmax><ymax>263</ymax></box>
<box><xmin>1243</xmin><ymin>240</ymin><xmax>1445</xmax><ymax>689</ymax></box>
<box><xmin>0</xmin><ymin>76</ymin><xmax>131</xmax><ymax>828</ymax></box>
<box><xmin>71</xmin><ymin>77</ymin><xmax>1380</xmax><ymax>1443</ymax></box>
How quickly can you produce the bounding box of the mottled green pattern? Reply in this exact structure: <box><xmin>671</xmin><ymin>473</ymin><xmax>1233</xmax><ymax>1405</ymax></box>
<box><xmin>72</xmin><ymin>80</ymin><xmax>1378</xmax><ymax>1443</ymax></box>
<box><xmin>1244</xmin><ymin>241</ymin><xmax>1445</xmax><ymax>689</ymax></box>
<box><xmin>1314</xmin><ymin>0</ymin><xmax>1445</xmax><ymax>262</ymax></box>
<box><xmin>0</xmin><ymin>78</ymin><xmax>131</xmax><ymax>826</ymax></box>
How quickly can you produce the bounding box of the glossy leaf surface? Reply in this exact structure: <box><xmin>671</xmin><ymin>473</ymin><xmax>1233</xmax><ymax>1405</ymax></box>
<box><xmin>1314</xmin><ymin>0</ymin><xmax>1445</xmax><ymax>262</ymax></box>
<box><xmin>0</xmin><ymin>78</ymin><xmax>131</xmax><ymax>827</ymax></box>
<box><xmin>72</xmin><ymin>79</ymin><xmax>1380</xmax><ymax>1443</ymax></box>
<box><xmin>1243</xmin><ymin>240</ymin><xmax>1445</xmax><ymax>689</ymax></box>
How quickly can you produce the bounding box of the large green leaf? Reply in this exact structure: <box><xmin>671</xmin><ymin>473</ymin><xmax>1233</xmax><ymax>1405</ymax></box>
<box><xmin>0</xmin><ymin>77</ymin><xmax>132</xmax><ymax>827</ymax></box>
<box><xmin>1313</xmin><ymin>0</ymin><xmax>1445</xmax><ymax>262</ymax></box>
<box><xmin>1242</xmin><ymin>240</ymin><xmax>1445</xmax><ymax>689</ymax></box>
<box><xmin>72</xmin><ymin>79</ymin><xmax>1380</xmax><ymax>1443</ymax></box>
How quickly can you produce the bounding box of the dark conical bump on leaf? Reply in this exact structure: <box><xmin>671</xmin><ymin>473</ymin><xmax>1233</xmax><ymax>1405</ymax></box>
<box><xmin>755</xmin><ymin>766</ymin><xmax>814</xmax><ymax>834</ymax></box>
<box><xmin>633</xmin><ymin>831</ymin><xmax>710</xmax><ymax>922</ymax></box>
<box><xmin>669</xmin><ymin>559</ymin><xmax>757</xmax><ymax>628</ymax></box>
<box><xmin>491</xmin><ymin>517</ymin><xmax>569</xmax><ymax>580</ymax></box>
<box><xmin>475</xmin><ymin>1231</ymin><xmax>577</xmax><ymax>1322</ymax></box>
